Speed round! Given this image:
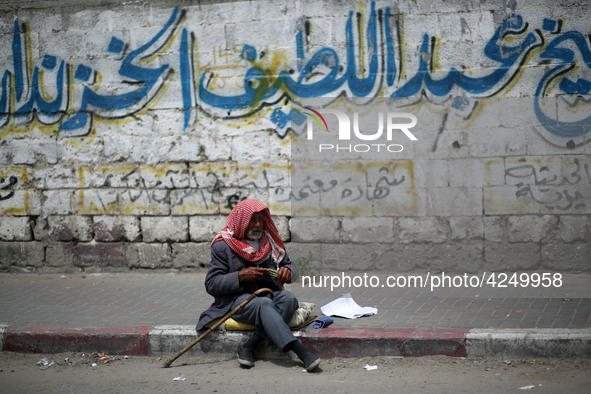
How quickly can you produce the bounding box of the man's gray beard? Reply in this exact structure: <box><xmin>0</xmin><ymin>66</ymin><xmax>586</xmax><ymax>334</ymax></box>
<box><xmin>246</xmin><ymin>229</ymin><xmax>263</xmax><ymax>241</ymax></box>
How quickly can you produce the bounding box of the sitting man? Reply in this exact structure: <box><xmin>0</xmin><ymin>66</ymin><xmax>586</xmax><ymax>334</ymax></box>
<box><xmin>196</xmin><ymin>199</ymin><xmax>321</xmax><ymax>371</ymax></box>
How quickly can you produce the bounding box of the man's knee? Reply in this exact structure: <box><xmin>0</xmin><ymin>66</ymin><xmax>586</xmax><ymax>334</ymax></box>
<box><xmin>249</xmin><ymin>296</ymin><xmax>275</xmax><ymax>310</ymax></box>
<box><xmin>274</xmin><ymin>291</ymin><xmax>298</xmax><ymax>311</ymax></box>
<box><xmin>273</xmin><ymin>290</ymin><xmax>297</xmax><ymax>301</ymax></box>
<box><xmin>274</xmin><ymin>290</ymin><xmax>297</xmax><ymax>303</ymax></box>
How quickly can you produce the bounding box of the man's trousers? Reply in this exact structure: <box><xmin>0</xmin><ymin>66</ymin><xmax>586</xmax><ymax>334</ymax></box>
<box><xmin>231</xmin><ymin>290</ymin><xmax>299</xmax><ymax>350</ymax></box>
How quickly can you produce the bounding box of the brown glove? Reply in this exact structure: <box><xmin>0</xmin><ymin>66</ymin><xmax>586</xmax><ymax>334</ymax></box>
<box><xmin>238</xmin><ymin>267</ymin><xmax>267</xmax><ymax>282</ymax></box>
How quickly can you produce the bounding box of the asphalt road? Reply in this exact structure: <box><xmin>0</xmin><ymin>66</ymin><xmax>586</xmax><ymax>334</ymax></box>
<box><xmin>1</xmin><ymin>351</ymin><xmax>590</xmax><ymax>393</ymax></box>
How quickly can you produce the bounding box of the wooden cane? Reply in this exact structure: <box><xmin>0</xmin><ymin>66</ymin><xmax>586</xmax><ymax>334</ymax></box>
<box><xmin>162</xmin><ymin>288</ymin><xmax>275</xmax><ymax>368</ymax></box>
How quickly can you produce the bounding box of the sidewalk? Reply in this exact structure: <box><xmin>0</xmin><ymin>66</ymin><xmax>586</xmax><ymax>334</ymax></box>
<box><xmin>1</xmin><ymin>272</ymin><xmax>590</xmax><ymax>359</ymax></box>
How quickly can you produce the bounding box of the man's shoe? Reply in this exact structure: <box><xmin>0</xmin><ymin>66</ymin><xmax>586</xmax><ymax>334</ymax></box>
<box><xmin>303</xmin><ymin>353</ymin><xmax>321</xmax><ymax>372</ymax></box>
<box><xmin>237</xmin><ymin>346</ymin><xmax>255</xmax><ymax>367</ymax></box>
<box><xmin>287</xmin><ymin>340</ymin><xmax>321</xmax><ymax>372</ymax></box>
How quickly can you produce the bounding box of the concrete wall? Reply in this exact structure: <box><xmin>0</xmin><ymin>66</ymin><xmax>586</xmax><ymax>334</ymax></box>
<box><xmin>0</xmin><ymin>0</ymin><xmax>589</xmax><ymax>273</ymax></box>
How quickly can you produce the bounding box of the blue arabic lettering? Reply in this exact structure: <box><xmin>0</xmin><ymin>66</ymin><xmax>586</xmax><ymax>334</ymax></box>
<box><xmin>534</xmin><ymin>30</ymin><xmax>591</xmax><ymax>140</ymax></box>
<box><xmin>10</xmin><ymin>21</ymin><xmax>68</xmax><ymax>127</ymax></box>
<box><xmin>60</xmin><ymin>7</ymin><xmax>183</xmax><ymax>136</ymax></box>
<box><xmin>198</xmin><ymin>2</ymin><xmax>386</xmax><ymax>111</ymax></box>
<box><xmin>392</xmin><ymin>14</ymin><xmax>541</xmax><ymax>98</ymax></box>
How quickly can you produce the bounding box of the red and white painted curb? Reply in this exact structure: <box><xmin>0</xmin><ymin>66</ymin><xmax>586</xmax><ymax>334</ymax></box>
<box><xmin>2</xmin><ymin>323</ymin><xmax>590</xmax><ymax>359</ymax></box>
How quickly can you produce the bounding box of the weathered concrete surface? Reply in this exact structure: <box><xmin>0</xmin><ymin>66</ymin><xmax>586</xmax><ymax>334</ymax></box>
<box><xmin>0</xmin><ymin>0</ymin><xmax>589</xmax><ymax>272</ymax></box>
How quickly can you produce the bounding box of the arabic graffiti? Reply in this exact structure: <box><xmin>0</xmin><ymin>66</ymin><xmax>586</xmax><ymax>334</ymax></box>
<box><xmin>74</xmin><ymin>163</ymin><xmax>290</xmax><ymax>215</ymax></box>
<box><xmin>290</xmin><ymin>161</ymin><xmax>415</xmax><ymax>216</ymax></box>
<box><xmin>289</xmin><ymin>167</ymin><xmax>407</xmax><ymax>203</ymax></box>
<box><xmin>506</xmin><ymin>158</ymin><xmax>591</xmax><ymax>211</ymax></box>
<box><xmin>534</xmin><ymin>28</ymin><xmax>591</xmax><ymax>140</ymax></box>
<box><xmin>0</xmin><ymin>175</ymin><xmax>18</xmax><ymax>201</ymax></box>
<box><xmin>0</xmin><ymin>3</ymin><xmax>590</xmax><ymax>143</ymax></box>
<box><xmin>1</xmin><ymin>8</ymin><xmax>184</xmax><ymax>138</ymax></box>
<box><xmin>195</xmin><ymin>6</ymin><xmax>590</xmax><ymax>144</ymax></box>
<box><xmin>0</xmin><ymin>168</ymin><xmax>30</xmax><ymax>215</ymax></box>
<box><xmin>170</xmin><ymin>165</ymin><xmax>285</xmax><ymax>214</ymax></box>
<box><xmin>0</xmin><ymin>162</ymin><xmax>412</xmax><ymax>216</ymax></box>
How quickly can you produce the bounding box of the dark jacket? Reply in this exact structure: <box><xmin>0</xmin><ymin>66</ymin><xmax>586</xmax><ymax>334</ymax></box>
<box><xmin>195</xmin><ymin>240</ymin><xmax>299</xmax><ymax>331</ymax></box>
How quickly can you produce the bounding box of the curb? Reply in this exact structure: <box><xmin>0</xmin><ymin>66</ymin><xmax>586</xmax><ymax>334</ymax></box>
<box><xmin>2</xmin><ymin>324</ymin><xmax>152</xmax><ymax>355</ymax></box>
<box><xmin>0</xmin><ymin>324</ymin><xmax>7</xmax><ymax>352</ymax></box>
<box><xmin>2</xmin><ymin>323</ymin><xmax>591</xmax><ymax>359</ymax></box>
<box><xmin>466</xmin><ymin>328</ymin><xmax>591</xmax><ymax>359</ymax></box>
<box><xmin>300</xmin><ymin>327</ymin><xmax>468</xmax><ymax>358</ymax></box>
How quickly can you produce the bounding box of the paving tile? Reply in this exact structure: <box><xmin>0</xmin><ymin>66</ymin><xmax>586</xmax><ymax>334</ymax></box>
<box><xmin>0</xmin><ymin>273</ymin><xmax>589</xmax><ymax>330</ymax></box>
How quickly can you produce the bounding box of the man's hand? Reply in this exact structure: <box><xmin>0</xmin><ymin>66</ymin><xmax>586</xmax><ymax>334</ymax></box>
<box><xmin>238</xmin><ymin>267</ymin><xmax>267</xmax><ymax>282</ymax></box>
<box><xmin>277</xmin><ymin>266</ymin><xmax>292</xmax><ymax>284</ymax></box>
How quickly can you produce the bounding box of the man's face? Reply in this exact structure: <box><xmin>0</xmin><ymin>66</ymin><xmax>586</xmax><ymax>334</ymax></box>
<box><xmin>245</xmin><ymin>212</ymin><xmax>265</xmax><ymax>240</ymax></box>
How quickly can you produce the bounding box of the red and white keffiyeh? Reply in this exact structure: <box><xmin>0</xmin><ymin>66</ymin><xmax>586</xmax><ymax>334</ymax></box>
<box><xmin>211</xmin><ymin>199</ymin><xmax>286</xmax><ymax>264</ymax></box>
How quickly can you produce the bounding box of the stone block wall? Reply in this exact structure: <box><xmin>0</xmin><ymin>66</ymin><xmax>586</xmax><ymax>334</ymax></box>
<box><xmin>0</xmin><ymin>0</ymin><xmax>589</xmax><ymax>273</ymax></box>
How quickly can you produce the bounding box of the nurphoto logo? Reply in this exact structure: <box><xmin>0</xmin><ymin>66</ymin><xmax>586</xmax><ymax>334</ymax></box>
<box><xmin>303</xmin><ymin>108</ymin><xmax>418</xmax><ymax>154</ymax></box>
